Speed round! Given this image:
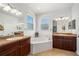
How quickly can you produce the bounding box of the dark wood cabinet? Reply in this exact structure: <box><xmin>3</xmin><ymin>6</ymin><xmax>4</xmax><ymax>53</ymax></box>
<box><xmin>53</xmin><ymin>35</ymin><xmax>76</xmax><ymax>52</ymax></box>
<box><xmin>53</xmin><ymin>36</ymin><xmax>63</xmax><ymax>49</ymax></box>
<box><xmin>0</xmin><ymin>41</ymin><xmax>19</xmax><ymax>56</ymax></box>
<box><xmin>0</xmin><ymin>37</ymin><xmax>30</xmax><ymax>56</ymax></box>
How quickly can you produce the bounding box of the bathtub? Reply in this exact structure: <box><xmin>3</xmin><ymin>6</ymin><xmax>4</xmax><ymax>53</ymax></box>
<box><xmin>31</xmin><ymin>36</ymin><xmax>52</xmax><ymax>54</ymax></box>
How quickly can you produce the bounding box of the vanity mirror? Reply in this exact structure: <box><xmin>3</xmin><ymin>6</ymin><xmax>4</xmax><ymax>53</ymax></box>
<box><xmin>53</xmin><ymin>16</ymin><xmax>73</xmax><ymax>33</ymax></box>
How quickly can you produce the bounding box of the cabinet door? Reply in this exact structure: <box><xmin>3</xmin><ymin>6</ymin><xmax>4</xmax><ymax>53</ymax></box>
<box><xmin>63</xmin><ymin>37</ymin><xmax>76</xmax><ymax>51</ymax></box>
<box><xmin>0</xmin><ymin>41</ymin><xmax>19</xmax><ymax>56</ymax></box>
<box><xmin>5</xmin><ymin>48</ymin><xmax>18</xmax><ymax>56</ymax></box>
<box><xmin>53</xmin><ymin>36</ymin><xmax>62</xmax><ymax>49</ymax></box>
<box><xmin>20</xmin><ymin>45</ymin><xmax>27</xmax><ymax>56</ymax></box>
<box><xmin>20</xmin><ymin>37</ymin><xmax>30</xmax><ymax>56</ymax></box>
<box><xmin>26</xmin><ymin>38</ymin><xmax>30</xmax><ymax>55</ymax></box>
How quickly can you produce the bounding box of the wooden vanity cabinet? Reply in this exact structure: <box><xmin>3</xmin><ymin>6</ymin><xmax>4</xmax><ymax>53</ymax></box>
<box><xmin>0</xmin><ymin>37</ymin><xmax>30</xmax><ymax>56</ymax></box>
<box><xmin>53</xmin><ymin>36</ymin><xmax>76</xmax><ymax>52</ymax></box>
<box><xmin>0</xmin><ymin>41</ymin><xmax>19</xmax><ymax>56</ymax></box>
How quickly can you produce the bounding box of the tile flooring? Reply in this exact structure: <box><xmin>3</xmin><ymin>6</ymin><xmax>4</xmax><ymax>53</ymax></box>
<box><xmin>31</xmin><ymin>48</ymin><xmax>77</xmax><ymax>56</ymax></box>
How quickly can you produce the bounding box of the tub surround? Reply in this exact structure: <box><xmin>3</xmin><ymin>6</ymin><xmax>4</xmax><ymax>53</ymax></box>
<box><xmin>0</xmin><ymin>36</ymin><xmax>30</xmax><ymax>56</ymax></box>
<box><xmin>31</xmin><ymin>36</ymin><xmax>52</xmax><ymax>54</ymax></box>
<box><xmin>53</xmin><ymin>33</ymin><xmax>76</xmax><ymax>52</ymax></box>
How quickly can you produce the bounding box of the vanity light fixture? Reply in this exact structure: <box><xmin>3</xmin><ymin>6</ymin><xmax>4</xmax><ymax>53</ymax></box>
<box><xmin>3</xmin><ymin>6</ymin><xmax>11</xmax><ymax>11</ymax></box>
<box><xmin>16</xmin><ymin>12</ymin><xmax>22</xmax><ymax>16</ymax></box>
<box><xmin>11</xmin><ymin>9</ymin><xmax>22</xmax><ymax>16</ymax></box>
<box><xmin>11</xmin><ymin>9</ymin><xmax>18</xmax><ymax>13</ymax></box>
<box><xmin>0</xmin><ymin>3</ymin><xmax>22</xmax><ymax>16</ymax></box>
<box><xmin>64</xmin><ymin>17</ymin><xmax>69</xmax><ymax>19</ymax></box>
<box><xmin>54</xmin><ymin>17</ymin><xmax>69</xmax><ymax>21</ymax></box>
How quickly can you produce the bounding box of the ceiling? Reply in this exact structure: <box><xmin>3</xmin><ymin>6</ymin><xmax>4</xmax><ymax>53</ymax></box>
<box><xmin>10</xmin><ymin>3</ymin><xmax>73</xmax><ymax>15</ymax></box>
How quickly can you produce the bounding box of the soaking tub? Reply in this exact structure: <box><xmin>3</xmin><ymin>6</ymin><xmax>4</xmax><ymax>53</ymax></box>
<box><xmin>31</xmin><ymin>36</ymin><xmax>52</xmax><ymax>54</ymax></box>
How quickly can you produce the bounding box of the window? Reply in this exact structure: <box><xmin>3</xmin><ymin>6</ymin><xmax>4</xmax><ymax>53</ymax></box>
<box><xmin>27</xmin><ymin>15</ymin><xmax>33</xmax><ymax>30</ymax></box>
<box><xmin>41</xmin><ymin>17</ymin><xmax>49</xmax><ymax>30</ymax></box>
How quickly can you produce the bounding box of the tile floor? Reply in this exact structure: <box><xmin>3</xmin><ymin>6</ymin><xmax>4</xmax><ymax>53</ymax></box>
<box><xmin>31</xmin><ymin>48</ymin><xmax>77</xmax><ymax>56</ymax></box>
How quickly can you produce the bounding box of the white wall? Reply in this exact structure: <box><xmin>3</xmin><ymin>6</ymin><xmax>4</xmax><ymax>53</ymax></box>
<box><xmin>39</xmin><ymin>7</ymin><xmax>72</xmax><ymax>18</ymax></box>
<box><xmin>72</xmin><ymin>3</ymin><xmax>79</xmax><ymax>55</ymax></box>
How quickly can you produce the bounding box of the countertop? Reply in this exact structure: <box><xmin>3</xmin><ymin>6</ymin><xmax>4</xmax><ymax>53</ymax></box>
<box><xmin>53</xmin><ymin>33</ymin><xmax>77</xmax><ymax>37</ymax></box>
<box><xmin>0</xmin><ymin>36</ymin><xmax>30</xmax><ymax>47</ymax></box>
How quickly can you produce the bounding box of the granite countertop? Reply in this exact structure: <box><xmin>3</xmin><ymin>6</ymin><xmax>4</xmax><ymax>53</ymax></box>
<box><xmin>0</xmin><ymin>36</ymin><xmax>30</xmax><ymax>47</ymax></box>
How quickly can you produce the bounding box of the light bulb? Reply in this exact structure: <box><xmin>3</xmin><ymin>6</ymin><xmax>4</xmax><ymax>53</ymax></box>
<box><xmin>65</xmin><ymin>17</ymin><xmax>69</xmax><ymax>19</ymax></box>
<box><xmin>11</xmin><ymin>9</ymin><xmax>18</xmax><ymax>13</ymax></box>
<box><xmin>3</xmin><ymin>6</ymin><xmax>11</xmax><ymax>11</ymax></box>
<box><xmin>16</xmin><ymin>12</ymin><xmax>22</xmax><ymax>16</ymax></box>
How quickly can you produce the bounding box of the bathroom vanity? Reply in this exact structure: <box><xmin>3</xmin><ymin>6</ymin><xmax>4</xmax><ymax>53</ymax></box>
<box><xmin>0</xmin><ymin>36</ymin><xmax>30</xmax><ymax>56</ymax></box>
<box><xmin>53</xmin><ymin>33</ymin><xmax>76</xmax><ymax>52</ymax></box>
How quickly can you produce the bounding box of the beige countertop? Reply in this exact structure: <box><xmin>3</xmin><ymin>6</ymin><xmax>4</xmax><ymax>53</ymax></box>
<box><xmin>53</xmin><ymin>33</ymin><xmax>77</xmax><ymax>37</ymax></box>
<box><xmin>0</xmin><ymin>36</ymin><xmax>30</xmax><ymax>47</ymax></box>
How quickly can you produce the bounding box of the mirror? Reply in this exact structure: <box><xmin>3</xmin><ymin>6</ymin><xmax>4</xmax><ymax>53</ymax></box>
<box><xmin>53</xmin><ymin>16</ymin><xmax>76</xmax><ymax>34</ymax></box>
<box><xmin>53</xmin><ymin>20</ymin><xmax>57</xmax><ymax>32</ymax></box>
